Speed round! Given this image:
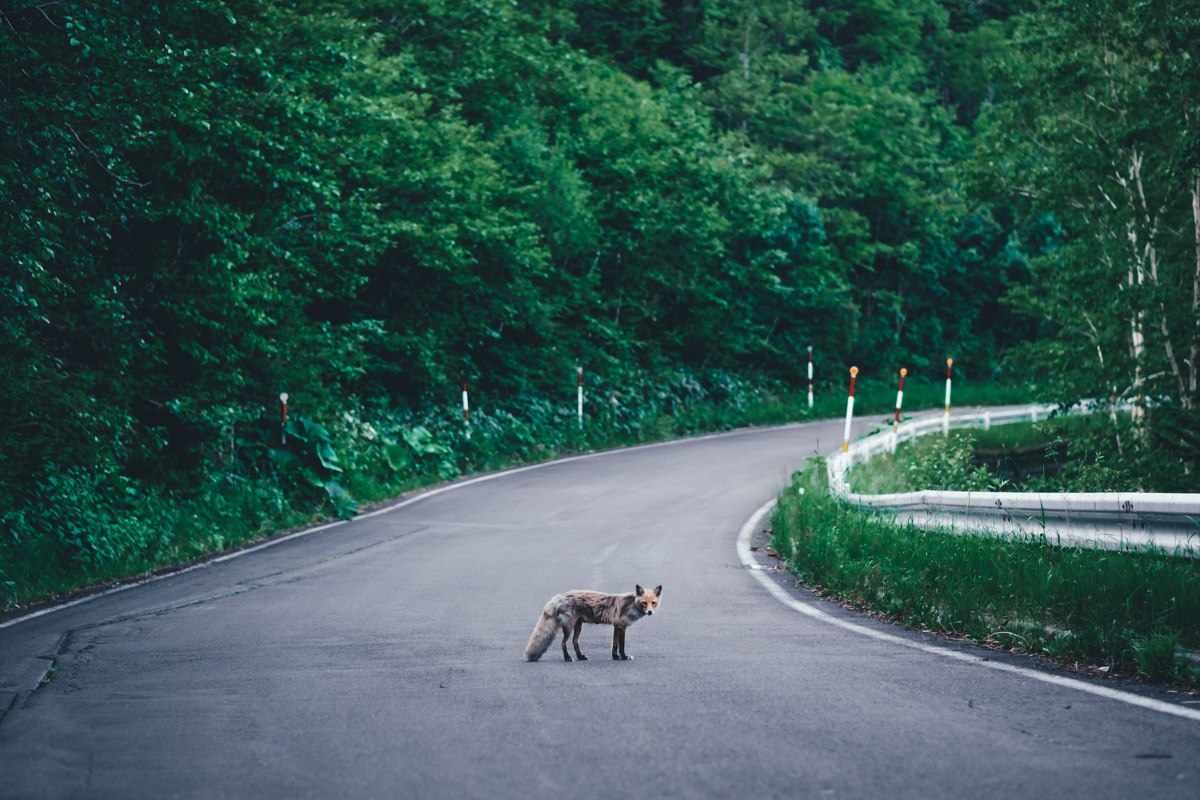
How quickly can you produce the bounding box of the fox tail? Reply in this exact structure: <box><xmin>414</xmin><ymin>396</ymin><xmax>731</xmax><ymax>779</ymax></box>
<box><xmin>524</xmin><ymin>610</ymin><xmax>559</xmax><ymax>661</ymax></box>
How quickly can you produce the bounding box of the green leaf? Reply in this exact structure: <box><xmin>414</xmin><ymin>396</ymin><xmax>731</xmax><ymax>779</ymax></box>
<box><xmin>383</xmin><ymin>442</ymin><xmax>413</xmax><ymax>472</ymax></box>
<box><xmin>315</xmin><ymin>440</ymin><xmax>342</xmax><ymax>472</ymax></box>
<box><xmin>284</xmin><ymin>419</ymin><xmax>310</xmax><ymax>442</ymax></box>
<box><xmin>436</xmin><ymin>459</ymin><xmax>460</xmax><ymax>481</ymax></box>
<box><xmin>265</xmin><ymin>448</ymin><xmax>299</xmax><ymax>470</ymax></box>
<box><xmin>323</xmin><ymin>481</ymin><xmax>357</xmax><ymax>519</ymax></box>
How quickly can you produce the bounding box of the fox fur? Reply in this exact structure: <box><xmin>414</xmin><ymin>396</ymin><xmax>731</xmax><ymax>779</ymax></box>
<box><xmin>524</xmin><ymin>584</ymin><xmax>662</xmax><ymax>662</ymax></box>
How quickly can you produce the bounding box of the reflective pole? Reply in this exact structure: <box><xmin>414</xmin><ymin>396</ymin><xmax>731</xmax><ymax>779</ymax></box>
<box><xmin>892</xmin><ymin>368</ymin><xmax>907</xmax><ymax>449</ymax></box>
<box><xmin>577</xmin><ymin>366</ymin><xmax>584</xmax><ymax>430</ymax></box>
<box><xmin>280</xmin><ymin>392</ymin><xmax>289</xmax><ymax>445</ymax></box>
<box><xmin>462</xmin><ymin>380</ymin><xmax>470</xmax><ymax>440</ymax></box>
<box><xmin>943</xmin><ymin>358</ymin><xmax>954</xmax><ymax>434</ymax></box>
<box><xmin>807</xmin><ymin>346</ymin><xmax>814</xmax><ymax>410</ymax></box>
<box><xmin>842</xmin><ymin>366</ymin><xmax>858</xmax><ymax>453</ymax></box>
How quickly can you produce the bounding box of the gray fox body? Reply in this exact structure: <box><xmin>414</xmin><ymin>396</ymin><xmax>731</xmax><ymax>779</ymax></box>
<box><xmin>524</xmin><ymin>585</ymin><xmax>662</xmax><ymax>662</ymax></box>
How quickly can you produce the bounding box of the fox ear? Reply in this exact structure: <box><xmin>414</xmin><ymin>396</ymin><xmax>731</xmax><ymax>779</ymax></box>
<box><xmin>635</xmin><ymin>584</ymin><xmax>644</xmax><ymax>596</ymax></box>
<box><xmin>654</xmin><ymin>585</ymin><xmax>662</xmax><ymax>596</ymax></box>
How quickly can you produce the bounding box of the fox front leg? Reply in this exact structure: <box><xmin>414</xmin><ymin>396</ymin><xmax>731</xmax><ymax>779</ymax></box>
<box><xmin>572</xmin><ymin>618</ymin><xmax>587</xmax><ymax>661</ymax></box>
<box><xmin>612</xmin><ymin>626</ymin><xmax>630</xmax><ymax>660</ymax></box>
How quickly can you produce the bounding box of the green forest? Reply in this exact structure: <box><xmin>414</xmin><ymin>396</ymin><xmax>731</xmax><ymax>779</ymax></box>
<box><xmin>2</xmin><ymin>0</ymin><xmax>1198</xmax><ymax>607</ymax></box>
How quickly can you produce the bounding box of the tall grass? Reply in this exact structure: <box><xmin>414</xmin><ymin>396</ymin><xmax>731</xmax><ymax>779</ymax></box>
<box><xmin>773</xmin><ymin>460</ymin><xmax>1200</xmax><ymax>686</ymax></box>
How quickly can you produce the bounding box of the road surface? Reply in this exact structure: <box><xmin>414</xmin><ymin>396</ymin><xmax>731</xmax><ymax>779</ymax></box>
<box><xmin>1</xmin><ymin>415</ymin><xmax>1197</xmax><ymax>798</ymax></box>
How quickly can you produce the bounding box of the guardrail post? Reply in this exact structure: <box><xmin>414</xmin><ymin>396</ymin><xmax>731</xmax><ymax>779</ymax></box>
<box><xmin>842</xmin><ymin>366</ymin><xmax>858</xmax><ymax>453</ymax></box>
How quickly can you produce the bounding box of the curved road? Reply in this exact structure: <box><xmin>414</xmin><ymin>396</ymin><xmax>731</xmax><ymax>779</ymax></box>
<box><xmin>1</xmin><ymin>415</ymin><xmax>1197</xmax><ymax>798</ymax></box>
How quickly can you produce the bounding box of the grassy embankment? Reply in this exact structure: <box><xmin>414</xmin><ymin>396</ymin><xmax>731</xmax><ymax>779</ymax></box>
<box><xmin>771</xmin><ymin>415</ymin><xmax>1200</xmax><ymax>687</ymax></box>
<box><xmin>1</xmin><ymin>376</ymin><xmax>1030</xmax><ymax>613</ymax></box>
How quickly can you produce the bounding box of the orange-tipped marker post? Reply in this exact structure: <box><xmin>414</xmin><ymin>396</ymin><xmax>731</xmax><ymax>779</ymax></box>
<box><xmin>943</xmin><ymin>359</ymin><xmax>954</xmax><ymax>434</ymax></box>
<box><xmin>842</xmin><ymin>366</ymin><xmax>859</xmax><ymax>453</ymax></box>
<box><xmin>892</xmin><ymin>368</ymin><xmax>907</xmax><ymax>445</ymax></box>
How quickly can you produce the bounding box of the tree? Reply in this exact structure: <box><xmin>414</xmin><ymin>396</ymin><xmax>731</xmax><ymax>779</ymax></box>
<box><xmin>973</xmin><ymin>0</ymin><xmax>1200</xmax><ymax>412</ymax></box>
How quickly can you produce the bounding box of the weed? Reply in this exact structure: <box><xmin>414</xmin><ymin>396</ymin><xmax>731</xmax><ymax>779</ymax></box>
<box><xmin>1132</xmin><ymin>633</ymin><xmax>1181</xmax><ymax>683</ymax></box>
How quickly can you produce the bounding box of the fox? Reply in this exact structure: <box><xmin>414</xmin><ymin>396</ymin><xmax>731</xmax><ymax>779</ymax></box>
<box><xmin>524</xmin><ymin>584</ymin><xmax>662</xmax><ymax>662</ymax></box>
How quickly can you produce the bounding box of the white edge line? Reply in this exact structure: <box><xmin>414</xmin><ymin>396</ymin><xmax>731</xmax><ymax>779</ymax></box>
<box><xmin>0</xmin><ymin>420</ymin><xmax>824</xmax><ymax>632</ymax></box>
<box><xmin>735</xmin><ymin>498</ymin><xmax>1200</xmax><ymax>724</ymax></box>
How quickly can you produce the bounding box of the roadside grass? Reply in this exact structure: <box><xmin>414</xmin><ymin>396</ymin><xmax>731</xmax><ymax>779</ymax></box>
<box><xmin>772</xmin><ymin>459</ymin><xmax>1200</xmax><ymax>687</ymax></box>
<box><xmin>846</xmin><ymin>431</ymin><xmax>997</xmax><ymax>494</ymax></box>
<box><xmin>1</xmin><ymin>378</ymin><xmax>1037</xmax><ymax>613</ymax></box>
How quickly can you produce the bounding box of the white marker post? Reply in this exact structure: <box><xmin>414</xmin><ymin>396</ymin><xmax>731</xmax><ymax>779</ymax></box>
<box><xmin>462</xmin><ymin>380</ymin><xmax>471</xmax><ymax>440</ymax></box>
<box><xmin>279</xmin><ymin>393</ymin><xmax>289</xmax><ymax>445</ymax></box>
<box><xmin>943</xmin><ymin>358</ymin><xmax>954</xmax><ymax>434</ymax></box>
<box><xmin>807</xmin><ymin>346</ymin><xmax>814</xmax><ymax>410</ymax></box>
<box><xmin>892</xmin><ymin>368</ymin><xmax>907</xmax><ymax>450</ymax></box>
<box><xmin>577</xmin><ymin>366</ymin><xmax>584</xmax><ymax>430</ymax></box>
<box><xmin>842</xmin><ymin>366</ymin><xmax>858</xmax><ymax>453</ymax></box>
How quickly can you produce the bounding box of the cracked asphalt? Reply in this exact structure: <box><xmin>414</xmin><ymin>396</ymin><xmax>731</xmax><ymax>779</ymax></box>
<box><xmin>1</xmin><ymin>415</ymin><xmax>1198</xmax><ymax>799</ymax></box>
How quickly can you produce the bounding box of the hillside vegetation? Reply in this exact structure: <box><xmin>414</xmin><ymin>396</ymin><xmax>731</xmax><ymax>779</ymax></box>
<box><xmin>2</xmin><ymin>0</ymin><xmax>1197</xmax><ymax>607</ymax></box>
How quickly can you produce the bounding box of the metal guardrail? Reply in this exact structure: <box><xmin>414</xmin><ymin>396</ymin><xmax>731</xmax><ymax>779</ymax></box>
<box><xmin>827</xmin><ymin>404</ymin><xmax>1200</xmax><ymax>555</ymax></box>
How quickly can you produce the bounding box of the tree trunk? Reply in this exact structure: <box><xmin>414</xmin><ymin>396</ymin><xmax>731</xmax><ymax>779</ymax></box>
<box><xmin>1189</xmin><ymin>173</ymin><xmax>1200</xmax><ymax>400</ymax></box>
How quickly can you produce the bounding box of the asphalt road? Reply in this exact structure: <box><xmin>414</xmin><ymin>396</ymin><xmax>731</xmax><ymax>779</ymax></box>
<box><xmin>2</xmin><ymin>414</ymin><xmax>1198</xmax><ymax>799</ymax></box>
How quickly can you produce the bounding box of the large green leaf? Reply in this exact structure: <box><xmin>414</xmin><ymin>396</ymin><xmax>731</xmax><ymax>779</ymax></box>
<box><xmin>403</xmin><ymin>426</ymin><xmax>449</xmax><ymax>456</ymax></box>
<box><xmin>383</xmin><ymin>441</ymin><xmax>413</xmax><ymax>472</ymax></box>
<box><xmin>315</xmin><ymin>440</ymin><xmax>343</xmax><ymax>472</ymax></box>
<box><xmin>323</xmin><ymin>481</ymin><xmax>357</xmax><ymax>520</ymax></box>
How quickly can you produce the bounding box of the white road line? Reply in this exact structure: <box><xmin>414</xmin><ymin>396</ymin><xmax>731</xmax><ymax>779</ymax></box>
<box><xmin>1</xmin><ymin>420</ymin><xmax>831</xmax><ymax>632</ymax></box>
<box><xmin>736</xmin><ymin>498</ymin><xmax>1200</xmax><ymax>724</ymax></box>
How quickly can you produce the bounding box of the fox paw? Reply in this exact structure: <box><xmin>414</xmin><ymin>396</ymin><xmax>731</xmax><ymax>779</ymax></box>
<box><xmin>576</xmin><ymin>654</ymin><xmax>588</xmax><ymax>661</ymax></box>
<box><xmin>563</xmin><ymin>654</ymin><xmax>572</xmax><ymax>662</ymax></box>
<box><xmin>613</xmin><ymin>654</ymin><xmax>631</xmax><ymax>661</ymax></box>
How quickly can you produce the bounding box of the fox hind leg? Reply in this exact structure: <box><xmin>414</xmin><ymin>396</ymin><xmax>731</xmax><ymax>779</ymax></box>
<box><xmin>561</xmin><ymin>624</ymin><xmax>573</xmax><ymax>661</ymax></box>
<box><xmin>572</xmin><ymin>618</ymin><xmax>587</xmax><ymax>661</ymax></box>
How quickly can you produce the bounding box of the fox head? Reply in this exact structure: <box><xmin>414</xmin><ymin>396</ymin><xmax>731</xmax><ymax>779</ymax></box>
<box><xmin>634</xmin><ymin>584</ymin><xmax>663</xmax><ymax>616</ymax></box>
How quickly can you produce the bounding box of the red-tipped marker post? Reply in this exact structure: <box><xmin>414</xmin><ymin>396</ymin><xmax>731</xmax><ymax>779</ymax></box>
<box><xmin>842</xmin><ymin>366</ymin><xmax>858</xmax><ymax>453</ymax></box>
<box><xmin>280</xmin><ymin>393</ymin><xmax>289</xmax><ymax>445</ymax></box>
<box><xmin>807</xmin><ymin>346</ymin><xmax>814</xmax><ymax>410</ymax></box>
<box><xmin>943</xmin><ymin>359</ymin><xmax>954</xmax><ymax>434</ymax></box>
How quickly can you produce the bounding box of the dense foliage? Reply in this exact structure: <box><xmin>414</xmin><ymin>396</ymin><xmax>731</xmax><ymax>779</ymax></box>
<box><xmin>849</xmin><ymin>415</ymin><xmax>1197</xmax><ymax>495</ymax></box>
<box><xmin>1</xmin><ymin>0</ymin><xmax>1196</xmax><ymax>605</ymax></box>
